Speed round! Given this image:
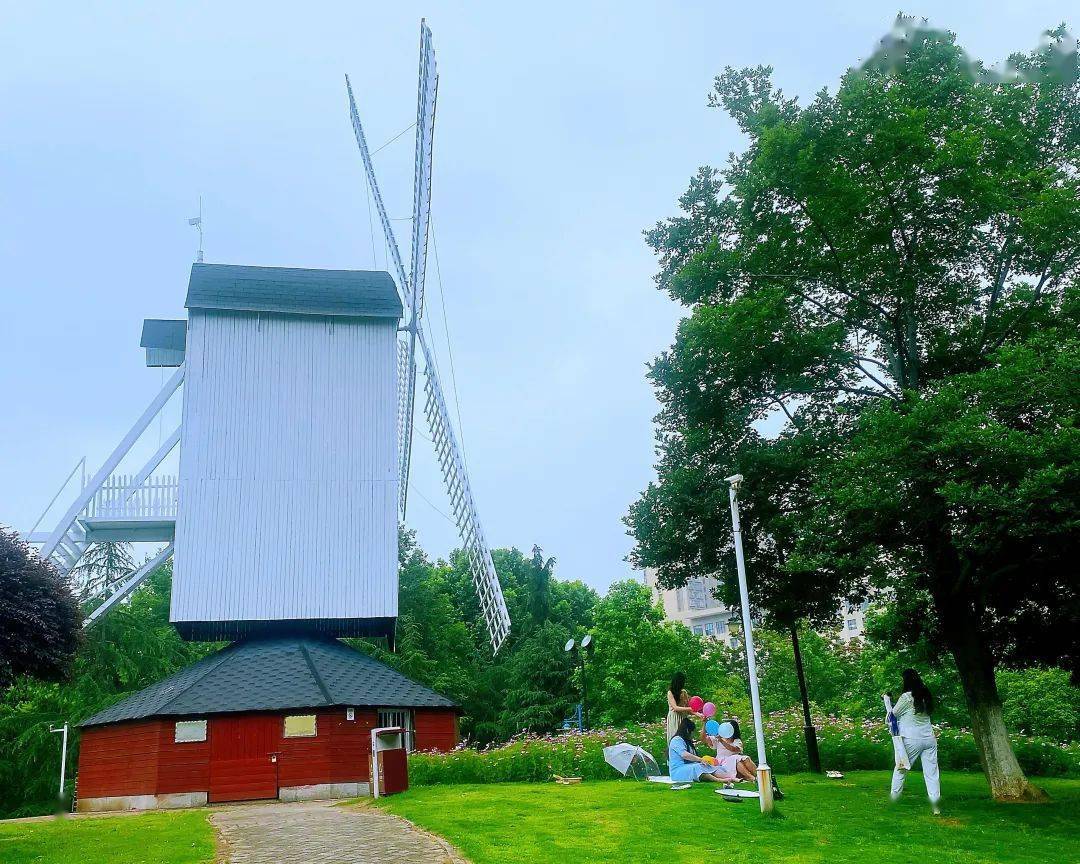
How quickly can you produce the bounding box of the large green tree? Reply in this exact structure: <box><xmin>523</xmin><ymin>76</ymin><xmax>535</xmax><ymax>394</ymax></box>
<box><xmin>360</xmin><ymin>531</ymin><xmax>599</xmax><ymax>743</ymax></box>
<box><xmin>628</xmin><ymin>22</ymin><xmax>1079</xmax><ymax>801</ymax></box>
<box><xmin>586</xmin><ymin>580</ymin><xmax>723</xmax><ymax>727</ymax></box>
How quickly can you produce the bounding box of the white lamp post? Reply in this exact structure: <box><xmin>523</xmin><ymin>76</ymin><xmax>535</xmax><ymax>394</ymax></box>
<box><xmin>49</xmin><ymin>723</ymin><xmax>69</xmax><ymax>804</ymax></box>
<box><xmin>725</xmin><ymin>474</ymin><xmax>774</xmax><ymax>813</ymax></box>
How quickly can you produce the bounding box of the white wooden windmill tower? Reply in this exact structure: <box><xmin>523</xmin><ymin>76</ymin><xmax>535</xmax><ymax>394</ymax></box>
<box><xmin>26</xmin><ymin>20</ymin><xmax>511</xmax><ymax>653</ymax></box>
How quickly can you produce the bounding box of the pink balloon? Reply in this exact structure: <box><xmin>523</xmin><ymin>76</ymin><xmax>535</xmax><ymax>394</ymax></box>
<box><xmin>688</xmin><ymin>695</ymin><xmax>704</xmax><ymax>712</ymax></box>
<box><xmin>702</xmin><ymin>702</ymin><xmax>717</xmax><ymax>718</ymax></box>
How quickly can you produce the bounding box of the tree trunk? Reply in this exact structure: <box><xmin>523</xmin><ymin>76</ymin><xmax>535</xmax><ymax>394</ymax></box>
<box><xmin>922</xmin><ymin>505</ymin><xmax>1047</xmax><ymax>802</ymax></box>
<box><xmin>931</xmin><ymin>574</ymin><xmax>1047</xmax><ymax>802</ymax></box>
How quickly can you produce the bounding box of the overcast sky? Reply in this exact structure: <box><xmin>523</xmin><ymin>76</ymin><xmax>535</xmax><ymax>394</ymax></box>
<box><xmin>1</xmin><ymin>1</ymin><xmax>1073</xmax><ymax>593</ymax></box>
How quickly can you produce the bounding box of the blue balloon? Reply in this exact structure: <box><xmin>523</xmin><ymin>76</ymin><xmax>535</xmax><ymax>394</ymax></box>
<box><xmin>718</xmin><ymin>722</ymin><xmax>735</xmax><ymax>738</ymax></box>
<box><xmin>705</xmin><ymin>719</ymin><xmax>720</xmax><ymax>736</ymax></box>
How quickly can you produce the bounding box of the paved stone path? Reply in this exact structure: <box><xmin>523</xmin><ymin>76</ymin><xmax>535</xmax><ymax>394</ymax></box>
<box><xmin>210</xmin><ymin>800</ymin><xmax>468</xmax><ymax>864</ymax></box>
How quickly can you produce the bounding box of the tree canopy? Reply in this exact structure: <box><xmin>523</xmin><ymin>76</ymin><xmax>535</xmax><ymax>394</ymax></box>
<box><xmin>0</xmin><ymin>528</ymin><xmax>81</xmax><ymax>689</ymax></box>
<box><xmin>628</xmin><ymin>21</ymin><xmax>1079</xmax><ymax>801</ymax></box>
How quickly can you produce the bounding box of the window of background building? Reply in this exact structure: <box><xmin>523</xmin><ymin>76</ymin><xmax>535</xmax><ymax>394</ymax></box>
<box><xmin>693</xmin><ymin>625</ymin><xmax>704</xmax><ymax>635</ymax></box>
<box><xmin>704</xmin><ymin>622</ymin><xmax>715</xmax><ymax>636</ymax></box>
<box><xmin>847</xmin><ymin>618</ymin><xmax>858</xmax><ymax>630</ymax></box>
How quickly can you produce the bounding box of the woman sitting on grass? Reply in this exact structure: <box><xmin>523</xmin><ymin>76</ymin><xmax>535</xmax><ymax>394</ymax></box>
<box><xmin>668</xmin><ymin>718</ymin><xmax>725</xmax><ymax>784</ymax></box>
<box><xmin>702</xmin><ymin>719</ymin><xmax>757</xmax><ymax>783</ymax></box>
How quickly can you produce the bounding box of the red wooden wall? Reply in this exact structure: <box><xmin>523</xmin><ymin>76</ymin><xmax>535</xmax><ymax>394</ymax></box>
<box><xmin>77</xmin><ymin>720</ymin><xmax>163</xmax><ymax>799</ymax></box>
<box><xmin>78</xmin><ymin>706</ymin><xmax>458</xmax><ymax>802</ymax></box>
<box><xmin>413</xmin><ymin>709</ymin><xmax>459</xmax><ymax>752</ymax></box>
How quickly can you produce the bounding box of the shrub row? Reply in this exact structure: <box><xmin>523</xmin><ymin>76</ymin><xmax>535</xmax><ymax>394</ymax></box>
<box><xmin>409</xmin><ymin>710</ymin><xmax>1080</xmax><ymax>786</ymax></box>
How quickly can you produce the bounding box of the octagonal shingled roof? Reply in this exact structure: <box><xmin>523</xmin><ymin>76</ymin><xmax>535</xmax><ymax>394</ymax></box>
<box><xmin>81</xmin><ymin>636</ymin><xmax>456</xmax><ymax>727</ymax></box>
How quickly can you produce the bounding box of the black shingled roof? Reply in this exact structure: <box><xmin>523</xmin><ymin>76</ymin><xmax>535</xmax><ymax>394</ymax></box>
<box><xmin>81</xmin><ymin>636</ymin><xmax>455</xmax><ymax>727</ymax></box>
<box><xmin>185</xmin><ymin>263</ymin><xmax>403</xmax><ymax>319</ymax></box>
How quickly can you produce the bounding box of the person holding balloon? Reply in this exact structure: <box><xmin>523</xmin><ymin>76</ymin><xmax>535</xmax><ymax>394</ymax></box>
<box><xmin>702</xmin><ymin>718</ymin><xmax>785</xmax><ymax>798</ymax></box>
<box><xmin>665</xmin><ymin>672</ymin><xmax>703</xmax><ymax>741</ymax></box>
<box><xmin>701</xmin><ymin>718</ymin><xmax>758</xmax><ymax>783</ymax></box>
<box><xmin>667</xmin><ymin>717</ymin><xmax>726</xmax><ymax>784</ymax></box>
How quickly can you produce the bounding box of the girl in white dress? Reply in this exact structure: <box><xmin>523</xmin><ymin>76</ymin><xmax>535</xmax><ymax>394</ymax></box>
<box><xmin>702</xmin><ymin>719</ymin><xmax>757</xmax><ymax>782</ymax></box>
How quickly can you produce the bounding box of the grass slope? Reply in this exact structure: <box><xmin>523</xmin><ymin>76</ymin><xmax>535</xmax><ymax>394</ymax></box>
<box><xmin>0</xmin><ymin>809</ymin><xmax>214</xmax><ymax>864</ymax></box>
<box><xmin>378</xmin><ymin>772</ymin><xmax>1080</xmax><ymax>864</ymax></box>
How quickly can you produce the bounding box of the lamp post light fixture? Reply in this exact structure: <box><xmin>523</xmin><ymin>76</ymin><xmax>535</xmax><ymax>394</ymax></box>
<box><xmin>725</xmin><ymin>474</ymin><xmax>774</xmax><ymax>813</ymax></box>
<box><xmin>49</xmin><ymin>723</ymin><xmax>69</xmax><ymax>805</ymax></box>
<box><xmin>564</xmin><ymin>634</ymin><xmax>593</xmax><ymax>730</ymax></box>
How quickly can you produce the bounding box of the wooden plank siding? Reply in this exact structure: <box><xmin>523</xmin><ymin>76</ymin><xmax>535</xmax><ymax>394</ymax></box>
<box><xmin>172</xmin><ymin>309</ymin><xmax>399</xmax><ymax>634</ymax></box>
<box><xmin>156</xmin><ymin>720</ymin><xmax>210</xmax><ymax>794</ymax></box>
<box><xmin>413</xmin><ymin>709</ymin><xmax>459</xmax><ymax>753</ymax></box>
<box><xmin>76</xmin><ymin>720</ymin><xmax>162</xmax><ymax>799</ymax></box>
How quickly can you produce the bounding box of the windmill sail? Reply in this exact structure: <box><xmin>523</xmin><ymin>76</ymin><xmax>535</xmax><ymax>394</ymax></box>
<box><xmin>345</xmin><ymin>76</ymin><xmax>409</xmax><ymax>301</ymax></box>
<box><xmin>346</xmin><ymin>19</ymin><xmax>511</xmax><ymax>651</ymax></box>
<box><xmin>400</xmin><ymin>19</ymin><xmax>439</xmax><ymax>516</ymax></box>
<box><xmin>418</xmin><ymin>325</ymin><xmax>510</xmax><ymax>651</ymax></box>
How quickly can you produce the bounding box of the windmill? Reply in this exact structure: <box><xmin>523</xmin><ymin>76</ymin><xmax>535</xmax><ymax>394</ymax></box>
<box><xmin>24</xmin><ymin>20</ymin><xmax>510</xmax><ymax>653</ymax></box>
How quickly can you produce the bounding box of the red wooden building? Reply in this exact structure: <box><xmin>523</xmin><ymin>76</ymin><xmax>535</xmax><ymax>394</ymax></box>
<box><xmin>76</xmin><ymin>636</ymin><xmax>458</xmax><ymax>812</ymax></box>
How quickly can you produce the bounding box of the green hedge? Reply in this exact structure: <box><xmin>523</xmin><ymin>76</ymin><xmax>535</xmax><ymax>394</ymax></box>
<box><xmin>409</xmin><ymin>711</ymin><xmax>1080</xmax><ymax>786</ymax></box>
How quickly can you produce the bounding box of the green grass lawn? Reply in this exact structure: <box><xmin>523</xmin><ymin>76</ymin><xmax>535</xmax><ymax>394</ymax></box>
<box><xmin>377</xmin><ymin>772</ymin><xmax>1080</xmax><ymax>864</ymax></box>
<box><xmin>0</xmin><ymin>809</ymin><xmax>214</xmax><ymax>864</ymax></box>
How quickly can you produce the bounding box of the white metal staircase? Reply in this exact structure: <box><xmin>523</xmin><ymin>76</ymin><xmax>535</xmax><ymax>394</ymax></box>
<box><xmin>25</xmin><ymin>366</ymin><xmax>184</xmax><ymax>616</ymax></box>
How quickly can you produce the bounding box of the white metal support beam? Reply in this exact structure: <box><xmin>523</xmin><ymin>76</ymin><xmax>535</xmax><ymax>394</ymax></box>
<box><xmin>118</xmin><ymin>426</ymin><xmax>181</xmax><ymax>506</ymax></box>
<box><xmin>37</xmin><ymin>365</ymin><xmax>185</xmax><ymax>562</ymax></box>
<box><xmin>84</xmin><ymin>543</ymin><xmax>174</xmax><ymax>627</ymax></box>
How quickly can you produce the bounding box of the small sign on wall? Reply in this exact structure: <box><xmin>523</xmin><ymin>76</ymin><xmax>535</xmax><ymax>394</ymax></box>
<box><xmin>346</xmin><ymin>708</ymin><xmax>355</xmax><ymax>721</ymax></box>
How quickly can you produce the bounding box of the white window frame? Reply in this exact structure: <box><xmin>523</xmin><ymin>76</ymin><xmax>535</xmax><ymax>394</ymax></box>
<box><xmin>378</xmin><ymin>708</ymin><xmax>415</xmax><ymax>752</ymax></box>
<box><xmin>283</xmin><ymin>714</ymin><xmax>318</xmax><ymax>738</ymax></box>
<box><xmin>174</xmin><ymin>719</ymin><xmax>207</xmax><ymax>743</ymax></box>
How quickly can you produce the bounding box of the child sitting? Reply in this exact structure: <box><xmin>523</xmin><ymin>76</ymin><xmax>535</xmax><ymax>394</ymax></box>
<box><xmin>701</xmin><ymin>719</ymin><xmax>758</xmax><ymax>783</ymax></box>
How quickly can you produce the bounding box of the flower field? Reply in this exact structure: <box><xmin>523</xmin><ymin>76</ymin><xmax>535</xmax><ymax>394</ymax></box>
<box><xmin>409</xmin><ymin>708</ymin><xmax>1080</xmax><ymax>786</ymax></box>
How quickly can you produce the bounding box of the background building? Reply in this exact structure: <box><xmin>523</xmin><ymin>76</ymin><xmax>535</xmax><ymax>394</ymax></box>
<box><xmin>643</xmin><ymin>568</ymin><xmax>869</xmax><ymax>642</ymax></box>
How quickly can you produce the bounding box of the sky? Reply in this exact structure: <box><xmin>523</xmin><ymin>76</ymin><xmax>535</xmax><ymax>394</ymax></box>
<box><xmin>0</xmin><ymin>1</ymin><xmax>1074</xmax><ymax>594</ymax></box>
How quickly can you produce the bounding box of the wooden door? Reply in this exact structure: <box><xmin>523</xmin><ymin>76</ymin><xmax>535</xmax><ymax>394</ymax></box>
<box><xmin>209</xmin><ymin>715</ymin><xmax>279</xmax><ymax>803</ymax></box>
<box><xmin>380</xmin><ymin>748</ymin><xmax>409</xmax><ymax>795</ymax></box>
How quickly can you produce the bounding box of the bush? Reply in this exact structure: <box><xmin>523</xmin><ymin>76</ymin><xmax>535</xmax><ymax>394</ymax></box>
<box><xmin>408</xmin><ymin>709</ymin><xmax>1080</xmax><ymax>786</ymax></box>
<box><xmin>998</xmin><ymin>667</ymin><xmax>1080</xmax><ymax>742</ymax></box>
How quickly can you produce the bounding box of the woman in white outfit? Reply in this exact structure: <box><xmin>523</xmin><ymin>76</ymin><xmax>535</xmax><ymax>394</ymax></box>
<box><xmin>889</xmin><ymin>668</ymin><xmax>941</xmax><ymax>814</ymax></box>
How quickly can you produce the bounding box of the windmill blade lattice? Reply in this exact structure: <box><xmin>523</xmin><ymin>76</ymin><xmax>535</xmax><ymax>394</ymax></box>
<box><xmin>399</xmin><ymin>19</ymin><xmax>438</xmax><ymax>517</ymax></box>
<box><xmin>418</xmin><ymin>325</ymin><xmax>510</xmax><ymax>651</ymax></box>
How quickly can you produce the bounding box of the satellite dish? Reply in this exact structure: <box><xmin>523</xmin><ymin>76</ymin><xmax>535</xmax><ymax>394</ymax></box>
<box><xmin>564</xmin><ymin>638</ymin><xmax>576</xmax><ymax>653</ymax></box>
<box><xmin>581</xmin><ymin>634</ymin><xmax>592</xmax><ymax>649</ymax></box>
